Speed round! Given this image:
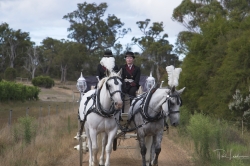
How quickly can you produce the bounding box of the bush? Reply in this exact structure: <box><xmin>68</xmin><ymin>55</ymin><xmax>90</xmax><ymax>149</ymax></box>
<box><xmin>32</xmin><ymin>76</ymin><xmax>54</xmax><ymax>88</ymax></box>
<box><xmin>187</xmin><ymin>113</ymin><xmax>219</xmax><ymax>161</ymax></box>
<box><xmin>0</xmin><ymin>81</ymin><xmax>40</xmax><ymax>101</ymax></box>
<box><xmin>14</xmin><ymin>116</ymin><xmax>37</xmax><ymax>144</ymax></box>
<box><xmin>4</xmin><ymin>67</ymin><xmax>17</xmax><ymax>81</ymax></box>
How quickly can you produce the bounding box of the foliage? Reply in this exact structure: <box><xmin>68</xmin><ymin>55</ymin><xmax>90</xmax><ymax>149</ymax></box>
<box><xmin>185</xmin><ymin>112</ymin><xmax>249</xmax><ymax>165</ymax></box>
<box><xmin>63</xmin><ymin>2</ymin><xmax>130</xmax><ymax>53</ymax></box>
<box><xmin>32</xmin><ymin>75</ymin><xmax>54</xmax><ymax>88</ymax></box>
<box><xmin>0</xmin><ymin>22</ymin><xmax>32</xmax><ymax>68</ymax></box>
<box><xmin>187</xmin><ymin>113</ymin><xmax>218</xmax><ymax>161</ymax></box>
<box><xmin>15</xmin><ymin>116</ymin><xmax>37</xmax><ymax>144</ymax></box>
<box><xmin>132</xmin><ymin>19</ymin><xmax>181</xmax><ymax>82</ymax></box>
<box><xmin>4</xmin><ymin>67</ymin><xmax>17</xmax><ymax>81</ymax></box>
<box><xmin>229</xmin><ymin>89</ymin><xmax>250</xmax><ymax>129</ymax></box>
<box><xmin>177</xmin><ymin>106</ymin><xmax>192</xmax><ymax>135</ymax></box>
<box><xmin>175</xmin><ymin>0</ymin><xmax>250</xmax><ymax>119</ymax></box>
<box><xmin>0</xmin><ymin>81</ymin><xmax>40</xmax><ymax>101</ymax></box>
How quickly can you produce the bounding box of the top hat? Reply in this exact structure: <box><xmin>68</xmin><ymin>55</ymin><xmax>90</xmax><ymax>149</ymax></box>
<box><xmin>103</xmin><ymin>50</ymin><xmax>113</xmax><ymax>57</ymax></box>
<box><xmin>124</xmin><ymin>51</ymin><xmax>135</xmax><ymax>59</ymax></box>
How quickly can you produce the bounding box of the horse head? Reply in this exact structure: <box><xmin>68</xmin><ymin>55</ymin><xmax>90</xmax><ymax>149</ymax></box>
<box><xmin>98</xmin><ymin>69</ymin><xmax>123</xmax><ymax>110</ymax></box>
<box><xmin>163</xmin><ymin>86</ymin><xmax>185</xmax><ymax>127</ymax></box>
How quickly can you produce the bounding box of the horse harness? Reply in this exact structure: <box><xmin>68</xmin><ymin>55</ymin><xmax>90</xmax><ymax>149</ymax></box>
<box><xmin>79</xmin><ymin>76</ymin><xmax>123</xmax><ymax>133</ymax></box>
<box><xmin>126</xmin><ymin>87</ymin><xmax>182</xmax><ymax>131</ymax></box>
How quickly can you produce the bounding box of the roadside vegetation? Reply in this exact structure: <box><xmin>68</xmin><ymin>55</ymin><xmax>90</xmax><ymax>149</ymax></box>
<box><xmin>168</xmin><ymin>106</ymin><xmax>250</xmax><ymax>166</ymax></box>
<box><xmin>0</xmin><ymin>81</ymin><xmax>40</xmax><ymax>101</ymax></box>
<box><xmin>0</xmin><ymin>110</ymin><xmax>78</xmax><ymax>166</ymax></box>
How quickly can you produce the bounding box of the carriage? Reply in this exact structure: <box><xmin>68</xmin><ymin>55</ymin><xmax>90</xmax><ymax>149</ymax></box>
<box><xmin>74</xmin><ymin>66</ymin><xmax>185</xmax><ymax>166</ymax></box>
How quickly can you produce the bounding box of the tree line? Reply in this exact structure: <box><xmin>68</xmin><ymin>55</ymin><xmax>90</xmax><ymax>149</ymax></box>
<box><xmin>173</xmin><ymin>0</ymin><xmax>250</xmax><ymax>121</ymax></box>
<box><xmin>0</xmin><ymin>1</ymin><xmax>180</xmax><ymax>83</ymax></box>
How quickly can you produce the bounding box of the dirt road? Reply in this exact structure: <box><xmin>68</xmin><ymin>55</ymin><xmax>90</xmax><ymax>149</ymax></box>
<box><xmin>61</xmin><ymin>133</ymin><xmax>193</xmax><ymax>166</ymax></box>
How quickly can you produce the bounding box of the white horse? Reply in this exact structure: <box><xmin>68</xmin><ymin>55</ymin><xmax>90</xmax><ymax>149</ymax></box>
<box><xmin>78</xmin><ymin>70</ymin><xmax>123</xmax><ymax>166</ymax></box>
<box><xmin>128</xmin><ymin>86</ymin><xmax>185</xmax><ymax>166</ymax></box>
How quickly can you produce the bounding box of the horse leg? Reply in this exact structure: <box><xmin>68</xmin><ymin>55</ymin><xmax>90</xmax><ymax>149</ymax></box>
<box><xmin>99</xmin><ymin>133</ymin><xmax>107</xmax><ymax>166</ymax></box>
<box><xmin>137</xmin><ymin>134</ymin><xmax>147</xmax><ymax>166</ymax></box>
<box><xmin>150</xmin><ymin>136</ymin><xmax>156</xmax><ymax>166</ymax></box>
<box><xmin>85</xmin><ymin>128</ymin><xmax>93</xmax><ymax>166</ymax></box>
<box><xmin>89</xmin><ymin>130</ymin><xmax>99</xmax><ymax>166</ymax></box>
<box><xmin>104</xmin><ymin>129</ymin><xmax>117</xmax><ymax>166</ymax></box>
<box><xmin>151</xmin><ymin>132</ymin><xmax>163</xmax><ymax>166</ymax></box>
<box><xmin>145</xmin><ymin>136</ymin><xmax>153</xmax><ymax>166</ymax></box>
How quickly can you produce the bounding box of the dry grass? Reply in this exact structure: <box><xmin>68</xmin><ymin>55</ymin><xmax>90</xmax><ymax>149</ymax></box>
<box><xmin>0</xmin><ymin>80</ymin><xmax>80</xmax><ymax>166</ymax></box>
<box><xmin>166</xmin><ymin>127</ymin><xmax>195</xmax><ymax>162</ymax></box>
<box><xmin>0</xmin><ymin>110</ymin><xmax>78</xmax><ymax>166</ymax></box>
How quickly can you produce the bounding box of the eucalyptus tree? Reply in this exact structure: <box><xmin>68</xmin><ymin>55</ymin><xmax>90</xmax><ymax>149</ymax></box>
<box><xmin>40</xmin><ymin>37</ymin><xmax>59</xmax><ymax>75</ymax></box>
<box><xmin>132</xmin><ymin>19</ymin><xmax>179</xmax><ymax>81</ymax></box>
<box><xmin>0</xmin><ymin>23</ymin><xmax>32</xmax><ymax>68</ymax></box>
<box><xmin>63</xmin><ymin>2</ymin><xmax>130</xmax><ymax>54</ymax></box>
<box><xmin>0</xmin><ymin>23</ymin><xmax>9</xmax><ymax>71</ymax></box>
<box><xmin>55</xmin><ymin>40</ymin><xmax>80</xmax><ymax>83</ymax></box>
<box><xmin>172</xmin><ymin>0</ymin><xmax>226</xmax><ymax>32</ymax></box>
<box><xmin>23</xmin><ymin>45</ymin><xmax>40</xmax><ymax>79</ymax></box>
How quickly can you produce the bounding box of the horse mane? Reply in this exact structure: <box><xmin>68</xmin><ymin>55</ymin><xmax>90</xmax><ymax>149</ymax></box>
<box><xmin>97</xmin><ymin>78</ymin><xmax>106</xmax><ymax>89</ymax></box>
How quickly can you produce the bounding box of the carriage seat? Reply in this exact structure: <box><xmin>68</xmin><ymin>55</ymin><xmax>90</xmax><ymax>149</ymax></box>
<box><xmin>120</xmin><ymin>86</ymin><xmax>143</xmax><ymax>125</ymax></box>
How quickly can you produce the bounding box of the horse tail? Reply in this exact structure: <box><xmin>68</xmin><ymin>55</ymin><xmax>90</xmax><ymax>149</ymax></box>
<box><xmin>145</xmin><ymin>136</ymin><xmax>153</xmax><ymax>164</ymax></box>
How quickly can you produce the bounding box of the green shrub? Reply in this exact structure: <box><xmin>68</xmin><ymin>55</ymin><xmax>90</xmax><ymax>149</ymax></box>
<box><xmin>14</xmin><ymin>116</ymin><xmax>37</xmax><ymax>145</ymax></box>
<box><xmin>0</xmin><ymin>81</ymin><xmax>40</xmax><ymax>101</ymax></box>
<box><xmin>177</xmin><ymin>106</ymin><xmax>191</xmax><ymax>135</ymax></box>
<box><xmin>4</xmin><ymin>67</ymin><xmax>17</xmax><ymax>81</ymax></box>
<box><xmin>32</xmin><ymin>76</ymin><xmax>54</xmax><ymax>88</ymax></box>
<box><xmin>187</xmin><ymin>113</ymin><xmax>219</xmax><ymax>161</ymax></box>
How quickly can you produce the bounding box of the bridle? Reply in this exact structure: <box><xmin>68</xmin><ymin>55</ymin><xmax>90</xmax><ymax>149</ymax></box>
<box><xmin>95</xmin><ymin>76</ymin><xmax>123</xmax><ymax>117</ymax></box>
<box><xmin>165</xmin><ymin>94</ymin><xmax>182</xmax><ymax>115</ymax></box>
<box><xmin>105</xmin><ymin>76</ymin><xmax>123</xmax><ymax>100</ymax></box>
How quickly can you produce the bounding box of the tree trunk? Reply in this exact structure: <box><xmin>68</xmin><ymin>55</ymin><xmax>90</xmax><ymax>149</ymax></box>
<box><xmin>156</xmin><ymin>64</ymin><xmax>160</xmax><ymax>83</ymax></box>
<box><xmin>60</xmin><ymin>64</ymin><xmax>67</xmax><ymax>83</ymax></box>
<box><xmin>32</xmin><ymin>68</ymin><xmax>36</xmax><ymax>79</ymax></box>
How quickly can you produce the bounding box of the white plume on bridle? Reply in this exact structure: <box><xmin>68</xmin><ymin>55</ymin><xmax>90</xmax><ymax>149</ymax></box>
<box><xmin>100</xmin><ymin>57</ymin><xmax>115</xmax><ymax>71</ymax></box>
<box><xmin>147</xmin><ymin>71</ymin><xmax>155</xmax><ymax>81</ymax></box>
<box><xmin>166</xmin><ymin>65</ymin><xmax>182</xmax><ymax>87</ymax></box>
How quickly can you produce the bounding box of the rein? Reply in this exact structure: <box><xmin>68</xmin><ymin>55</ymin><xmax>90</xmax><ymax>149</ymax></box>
<box><xmin>95</xmin><ymin>76</ymin><xmax>123</xmax><ymax>117</ymax></box>
<box><xmin>140</xmin><ymin>87</ymin><xmax>164</xmax><ymax>122</ymax></box>
<box><xmin>125</xmin><ymin>88</ymin><xmax>182</xmax><ymax>132</ymax></box>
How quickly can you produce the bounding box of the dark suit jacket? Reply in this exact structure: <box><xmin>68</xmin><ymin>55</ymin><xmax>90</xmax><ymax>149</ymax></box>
<box><xmin>97</xmin><ymin>64</ymin><xmax>119</xmax><ymax>80</ymax></box>
<box><xmin>120</xmin><ymin>64</ymin><xmax>141</xmax><ymax>89</ymax></box>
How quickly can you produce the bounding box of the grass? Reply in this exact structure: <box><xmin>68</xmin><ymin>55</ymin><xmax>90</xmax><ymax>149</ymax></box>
<box><xmin>0</xmin><ymin>101</ymin><xmax>77</xmax><ymax>129</ymax></box>
<box><xmin>0</xmin><ymin>80</ymin><xmax>81</xmax><ymax>166</ymax></box>
<box><xmin>0</xmin><ymin>110</ymin><xmax>78</xmax><ymax>166</ymax></box>
<box><xmin>167</xmin><ymin>115</ymin><xmax>250</xmax><ymax>166</ymax></box>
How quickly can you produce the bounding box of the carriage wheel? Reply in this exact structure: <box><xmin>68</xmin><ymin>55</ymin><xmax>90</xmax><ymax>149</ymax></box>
<box><xmin>113</xmin><ymin>138</ymin><xmax>117</xmax><ymax>151</ymax></box>
<box><xmin>79</xmin><ymin>135</ymin><xmax>83</xmax><ymax>166</ymax></box>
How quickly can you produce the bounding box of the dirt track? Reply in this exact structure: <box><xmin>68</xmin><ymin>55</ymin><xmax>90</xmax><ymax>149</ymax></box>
<box><xmin>61</xmin><ymin>132</ymin><xmax>193</xmax><ymax>166</ymax></box>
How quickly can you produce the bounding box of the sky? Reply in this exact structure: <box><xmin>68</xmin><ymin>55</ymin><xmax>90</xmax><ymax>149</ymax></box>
<box><xmin>0</xmin><ymin>0</ymin><xmax>185</xmax><ymax>53</ymax></box>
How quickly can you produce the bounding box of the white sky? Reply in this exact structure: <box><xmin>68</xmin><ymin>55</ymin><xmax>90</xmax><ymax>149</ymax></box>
<box><xmin>0</xmin><ymin>0</ymin><xmax>185</xmax><ymax>52</ymax></box>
